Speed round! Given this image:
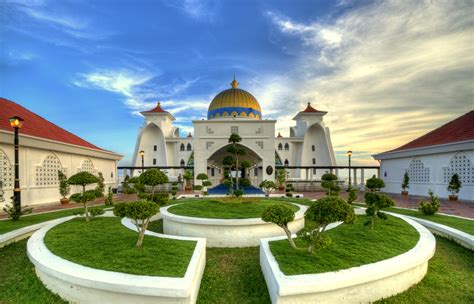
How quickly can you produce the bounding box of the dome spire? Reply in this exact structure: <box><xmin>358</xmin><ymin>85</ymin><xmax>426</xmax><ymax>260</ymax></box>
<box><xmin>231</xmin><ymin>74</ymin><xmax>239</xmax><ymax>88</ymax></box>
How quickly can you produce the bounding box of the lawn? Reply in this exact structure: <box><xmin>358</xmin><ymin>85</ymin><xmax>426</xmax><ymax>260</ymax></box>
<box><xmin>353</xmin><ymin>203</ymin><xmax>474</xmax><ymax>235</ymax></box>
<box><xmin>269</xmin><ymin>215</ymin><xmax>420</xmax><ymax>275</ymax></box>
<box><xmin>44</xmin><ymin>217</ymin><xmax>196</xmax><ymax>277</ymax></box>
<box><xmin>0</xmin><ymin>204</ymin><xmax>110</xmax><ymax>234</ymax></box>
<box><xmin>167</xmin><ymin>198</ymin><xmax>299</xmax><ymax>219</ymax></box>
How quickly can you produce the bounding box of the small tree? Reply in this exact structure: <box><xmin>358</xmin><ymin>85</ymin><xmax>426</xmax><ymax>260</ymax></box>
<box><xmin>259</xmin><ymin>180</ymin><xmax>276</xmax><ymax>196</ymax></box>
<box><xmin>366</xmin><ymin>175</ymin><xmax>385</xmax><ymax>192</ymax></box>
<box><xmin>105</xmin><ymin>186</ymin><xmax>113</xmax><ymax>206</ymax></box>
<box><xmin>113</xmin><ymin>201</ymin><xmax>159</xmax><ymax>247</ymax></box>
<box><xmin>183</xmin><ymin>170</ymin><xmax>193</xmax><ymax>190</ymax></box>
<box><xmin>95</xmin><ymin>172</ymin><xmax>105</xmax><ymax>197</ymax></box>
<box><xmin>364</xmin><ymin>192</ymin><xmax>394</xmax><ymax>229</ymax></box>
<box><xmin>447</xmin><ymin>173</ymin><xmax>462</xmax><ymax>197</ymax></box>
<box><xmin>2</xmin><ymin>196</ymin><xmax>32</xmax><ymax>221</ymax></box>
<box><xmin>321</xmin><ymin>173</ymin><xmax>340</xmax><ymax>196</ymax></box>
<box><xmin>300</xmin><ymin>197</ymin><xmax>355</xmax><ymax>253</ymax></box>
<box><xmin>139</xmin><ymin>168</ymin><xmax>168</xmax><ymax>197</ymax></box>
<box><xmin>347</xmin><ymin>186</ymin><xmax>357</xmax><ymax>204</ymax></box>
<box><xmin>276</xmin><ymin>169</ymin><xmax>287</xmax><ymax>189</ymax></box>
<box><xmin>58</xmin><ymin>170</ymin><xmax>70</xmax><ymax>200</ymax></box>
<box><xmin>171</xmin><ymin>182</ymin><xmax>178</xmax><ymax>199</ymax></box>
<box><xmin>261</xmin><ymin>204</ymin><xmax>297</xmax><ymax>249</ymax></box>
<box><xmin>227</xmin><ymin>133</ymin><xmax>246</xmax><ymax>189</ymax></box>
<box><xmin>401</xmin><ymin>172</ymin><xmax>409</xmax><ymax>194</ymax></box>
<box><xmin>196</xmin><ymin>173</ymin><xmax>210</xmax><ymax>192</ymax></box>
<box><xmin>419</xmin><ymin>190</ymin><xmax>440</xmax><ymax>215</ymax></box>
<box><xmin>68</xmin><ymin>172</ymin><xmax>99</xmax><ymax>222</ymax></box>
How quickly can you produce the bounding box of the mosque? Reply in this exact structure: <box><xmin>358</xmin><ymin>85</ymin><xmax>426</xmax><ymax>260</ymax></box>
<box><xmin>131</xmin><ymin>77</ymin><xmax>336</xmax><ymax>187</ymax></box>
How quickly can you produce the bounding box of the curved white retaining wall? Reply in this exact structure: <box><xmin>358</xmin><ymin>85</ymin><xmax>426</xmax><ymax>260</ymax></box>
<box><xmin>162</xmin><ymin>203</ymin><xmax>308</xmax><ymax>247</ymax></box>
<box><xmin>27</xmin><ymin>216</ymin><xmax>206</xmax><ymax>304</ymax></box>
<box><xmin>260</xmin><ymin>213</ymin><xmax>436</xmax><ymax>304</ymax></box>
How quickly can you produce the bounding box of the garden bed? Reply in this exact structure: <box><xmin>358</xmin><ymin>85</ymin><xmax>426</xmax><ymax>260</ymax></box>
<box><xmin>167</xmin><ymin>198</ymin><xmax>299</xmax><ymax>219</ymax></box>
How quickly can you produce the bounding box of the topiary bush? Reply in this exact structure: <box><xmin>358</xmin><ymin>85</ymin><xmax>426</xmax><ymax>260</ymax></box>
<box><xmin>234</xmin><ymin>189</ymin><xmax>243</xmax><ymax>197</ymax></box>
<box><xmin>262</xmin><ymin>204</ymin><xmax>297</xmax><ymax>248</ymax></box>
<box><xmin>105</xmin><ymin>186</ymin><xmax>114</xmax><ymax>206</ymax></box>
<box><xmin>347</xmin><ymin>186</ymin><xmax>357</xmax><ymax>204</ymax></box>
<box><xmin>321</xmin><ymin>173</ymin><xmax>340</xmax><ymax>196</ymax></box>
<box><xmin>68</xmin><ymin>171</ymin><xmax>99</xmax><ymax>222</ymax></box>
<box><xmin>58</xmin><ymin>170</ymin><xmax>70</xmax><ymax>199</ymax></box>
<box><xmin>285</xmin><ymin>184</ymin><xmax>294</xmax><ymax>197</ymax></box>
<box><xmin>448</xmin><ymin>173</ymin><xmax>462</xmax><ymax>197</ymax></box>
<box><xmin>139</xmin><ymin>169</ymin><xmax>168</xmax><ymax>196</ymax></box>
<box><xmin>138</xmin><ymin>192</ymin><xmax>169</xmax><ymax>206</ymax></box>
<box><xmin>364</xmin><ymin>192</ymin><xmax>394</xmax><ymax>229</ymax></box>
<box><xmin>300</xmin><ymin>196</ymin><xmax>355</xmax><ymax>253</ymax></box>
<box><xmin>113</xmin><ymin>200</ymin><xmax>159</xmax><ymax>247</ymax></box>
<box><xmin>419</xmin><ymin>190</ymin><xmax>440</xmax><ymax>215</ymax></box>
<box><xmin>95</xmin><ymin>172</ymin><xmax>105</xmax><ymax>197</ymax></box>
<box><xmin>366</xmin><ymin>175</ymin><xmax>385</xmax><ymax>192</ymax></box>
<box><xmin>239</xmin><ymin>178</ymin><xmax>251</xmax><ymax>187</ymax></box>
<box><xmin>89</xmin><ymin>207</ymin><xmax>105</xmax><ymax>217</ymax></box>
<box><xmin>259</xmin><ymin>180</ymin><xmax>276</xmax><ymax>196</ymax></box>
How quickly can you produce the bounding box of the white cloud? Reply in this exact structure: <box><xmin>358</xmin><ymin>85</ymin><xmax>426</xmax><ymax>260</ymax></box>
<box><xmin>163</xmin><ymin>0</ymin><xmax>218</xmax><ymax>21</ymax></box>
<box><xmin>266</xmin><ymin>1</ymin><xmax>474</xmax><ymax>165</ymax></box>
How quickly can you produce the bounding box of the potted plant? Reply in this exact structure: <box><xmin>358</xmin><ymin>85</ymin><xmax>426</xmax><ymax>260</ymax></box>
<box><xmin>58</xmin><ymin>170</ymin><xmax>70</xmax><ymax>205</ymax></box>
<box><xmin>183</xmin><ymin>170</ymin><xmax>193</xmax><ymax>191</ymax></box>
<box><xmin>276</xmin><ymin>169</ymin><xmax>287</xmax><ymax>190</ymax></box>
<box><xmin>447</xmin><ymin>173</ymin><xmax>462</xmax><ymax>201</ymax></box>
<box><xmin>401</xmin><ymin>172</ymin><xmax>409</xmax><ymax>195</ymax></box>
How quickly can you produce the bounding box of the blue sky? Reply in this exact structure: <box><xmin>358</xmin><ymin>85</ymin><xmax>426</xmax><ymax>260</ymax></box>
<box><xmin>1</xmin><ymin>0</ymin><xmax>473</xmax><ymax>166</ymax></box>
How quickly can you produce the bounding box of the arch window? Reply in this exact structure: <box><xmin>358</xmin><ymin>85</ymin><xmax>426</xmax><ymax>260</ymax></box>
<box><xmin>187</xmin><ymin>143</ymin><xmax>192</xmax><ymax>151</ymax></box>
<box><xmin>79</xmin><ymin>158</ymin><xmax>97</xmax><ymax>175</ymax></box>
<box><xmin>278</xmin><ymin>143</ymin><xmax>283</xmax><ymax>151</ymax></box>
<box><xmin>153</xmin><ymin>158</ymin><xmax>156</xmax><ymax>165</ymax></box>
<box><xmin>211</xmin><ymin>168</ymin><xmax>215</xmax><ymax>177</ymax></box>
<box><xmin>180</xmin><ymin>143</ymin><xmax>185</xmax><ymax>151</ymax></box>
<box><xmin>0</xmin><ymin>149</ymin><xmax>13</xmax><ymax>188</ymax></box>
<box><xmin>443</xmin><ymin>153</ymin><xmax>474</xmax><ymax>184</ymax></box>
<box><xmin>284</xmin><ymin>159</ymin><xmax>289</xmax><ymax>167</ymax></box>
<box><xmin>284</xmin><ymin>143</ymin><xmax>290</xmax><ymax>151</ymax></box>
<box><xmin>36</xmin><ymin>153</ymin><xmax>66</xmax><ymax>186</ymax></box>
<box><xmin>312</xmin><ymin>158</ymin><xmax>316</xmax><ymax>165</ymax></box>
<box><xmin>180</xmin><ymin>159</ymin><xmax>185</xmax><ymax>167</ymax></box>
<box><xmin>407</xmin><ymin>158</ymin><xmax>430</xmax><ymax>183</ymax></box>
<box><xmin>153</xmin><ymin>145</ymin><xmax>157</xmax><ymax>151</ymax></box>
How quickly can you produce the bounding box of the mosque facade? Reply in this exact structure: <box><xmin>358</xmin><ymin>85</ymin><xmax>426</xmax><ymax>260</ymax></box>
<box><xmin>132</xmin><ymin>78</ymin><xmax>336</xmax><ymax>186</ymax></box>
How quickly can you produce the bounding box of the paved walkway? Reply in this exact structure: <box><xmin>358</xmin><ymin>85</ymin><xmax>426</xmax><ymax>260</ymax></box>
<box><xmin>2</xmin><ymin>191</ymin><xmax>473</xmax><ymax>219</ymax></box>
<box><xmin>299</xmin><ymin>191</ymin><xmax>474</xmax><ymax>219</ymax></box>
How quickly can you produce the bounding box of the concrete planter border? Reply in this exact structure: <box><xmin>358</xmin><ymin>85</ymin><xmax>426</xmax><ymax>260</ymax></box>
<box><xmin>161</xmin><ymin>203</ymin><xmax>308</xmax><ymax>247</ymax></box>
<box><xmin>260</xmin><ymin>213</ymin><xmax>436</xmax><ymax>303</ymax></box>
<box><xmin>27</xmin><ymin>216</ymin><xmax>206</xmax><ymax>304</ymax></box>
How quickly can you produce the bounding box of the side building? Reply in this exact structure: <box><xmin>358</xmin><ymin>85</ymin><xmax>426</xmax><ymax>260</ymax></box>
<box><xmin>373</xmin><ymin>111</ymin><xmax>474</xmax><ymax>201</ymax></box>
<box><xmin>0</xmin><ymin>98</ymin><xmax>122</xmax><ymax>207</ymax></box>
<box><xmin>131</xmin><ymin>78</ymin><xmax>336</xmax><ymax>186</ymax></box>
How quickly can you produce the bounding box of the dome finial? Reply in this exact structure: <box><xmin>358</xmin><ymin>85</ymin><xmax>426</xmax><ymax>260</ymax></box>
<box><xmin>231</xmin><ymin>74</ymin><xmax>239</xmax><ymax>88</ymax></box>
<box><xmin>157</xmin><ymin>101</ymin><xmax>161</xmax><ymax>107</ymax></box>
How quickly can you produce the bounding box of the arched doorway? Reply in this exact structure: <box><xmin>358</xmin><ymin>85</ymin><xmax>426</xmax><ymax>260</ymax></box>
<box><xmin>206</xmin><ymin>143</ymin><xmax>263</xmax><ymax>187</ymax></box>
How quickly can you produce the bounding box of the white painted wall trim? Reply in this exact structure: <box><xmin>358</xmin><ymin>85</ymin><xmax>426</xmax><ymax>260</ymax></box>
<box><xmin>27</xmin><ymin>216</ymin><xmax>206</xmax><ymax>303</ymax></box>
<box><xmin>260</xmin><ymin>213</ymin><xmax>436</xmax><ymax>303</ymax></box>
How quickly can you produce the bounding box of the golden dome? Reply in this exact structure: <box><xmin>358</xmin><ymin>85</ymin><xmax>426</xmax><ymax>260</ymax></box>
<box><xmin>208</xmin><ymin>77</ymin><xmax>262</xmax><ymax>120</ymax></box>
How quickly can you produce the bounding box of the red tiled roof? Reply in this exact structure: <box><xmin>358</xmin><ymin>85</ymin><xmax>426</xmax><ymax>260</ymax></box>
<box><xmin>141</xmin><ymin>102</ymin><xmax>168</xmax><ymax>114</ymax></box>
<box><xmin>302</xmin><ymin>102</ymin><xmax>324</xmax><ymax>113</ymax></box>
<box><xmin>0</xmin><ymin>97</ymin><xmax>106</xmax><ymax>151</ymax></box>
<box><xmin>390</xmin><ymin>110</ymin><xmax>474</xmax><ymax>152</ymax></box>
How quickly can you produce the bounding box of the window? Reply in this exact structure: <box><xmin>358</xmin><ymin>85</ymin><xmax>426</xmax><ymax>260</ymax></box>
<box><xmin>284</xmin><ymin>159</ymin><xmax>289</xmax><ymax>166</ymax></box>
<box><xmin>180</xmin><ymin>159</ymin><xmax>185</xmax><ymax>167</ymax></box>
<box><xmin>231</xmin><ymin>126</ymin><xmax>239</xmax><ymax>134</ymax></box>
<box><xmin>180</xmin><ymin>143</ymin><xmax>185</xmax><ymax>151</ymax></box>
<box><xmin>312</xmin><ymin>158</ymin><xmax>316</xmax><ymax>165</ymax></box>
<box><xmin>407</xmin><ymin>158</ymin><xmax>430</xmax><ymax>183</ymax></box>
<box><xmin>278</xmin><ymin>143</ymin><xmax>283</xmax><ymax>151</ymax></box>
<box><xmin>254</xmin><ymin>167</ymin><xmax>258</xmax><ymax>176</ymax></box>
<box><xmin>211</xmin><ymin>168</ymin><xmax>215</xmax><ymax>177</ymax></box>
<box><xmin>35</xmin><ymin>153</ymin><xmax>65</xmax><ymax>186</ymax></box>
<box><xmin>153</xmin><ymin>158</ymin><xmax>156</xmax><ymax>165</ymax></box>
<box><xmin>154</xmin><ymin>145</ymin><xmax>157</xmax><ymax>151</ymax></box>
<box><xmin>187</xmin><ymin>143</ymin><xmax>192</xmax><ymax>151</ymax></box>
<box><xmin>313</xmin><ymin>168</ymin><xmax>317</xmax><ymax>174</ymax></box>
<box><xmin>284</xmin><ymin>143</ymin><xmax>289</xmax><ymax>151</ymax></box>
<box><xmin>312</xmin><ymin>145</ymin><xmax>315</xmax><ymax>151</ymax></box>
<box><xmin>111</xmin><ymin>172</ymin><xmax>114</xmax><ymax>178</ymax></box>
<box><xmin>443</xmin><ymin>153</ymin><xmax>474</xmax><ymax>184</ymax></box>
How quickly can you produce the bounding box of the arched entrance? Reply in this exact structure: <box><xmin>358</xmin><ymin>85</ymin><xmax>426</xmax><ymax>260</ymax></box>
<box><xmin>206</xmin><ymin>144</ymin><xmax>263</xmax><ymax>187</ymax></box>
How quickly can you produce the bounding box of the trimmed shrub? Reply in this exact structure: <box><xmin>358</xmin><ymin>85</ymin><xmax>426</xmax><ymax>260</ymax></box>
<box><xmin>138</xmin><ymin>192</ymin><xmax>169</xmax><ymax>206</ymax></box>
<box><xmin>300</xmin><ymin>196</ymin><xmax>355</xmax><ymax>253</ymax></box>
<box><xmin>366</xmin><ymin>175</ymin><xmax>385</xmax><ymax>192</ymax></box>
<box><xmin>240</xmin><ymin>178</ymin><xmax>251</xmax><ymax>187</ymax></box>
<box><xmin>105</xmin><ymin>186</ymin><xmax>114</xmax><ymax>206</ymax></box>
<box><xmin>401</xmin><ymin>172</ymin><xmax>410</xmax><ymax>192</ymax></box>
<box><xmin>364</xmin><ymin>192</ymin><xmax>394</xmax><ymax>228</ymax></box>
<box><xmin>321</xmin><ymin>173</ymin><xmax>340</xmax><ymax>196</ymax></box>
<box><xmin>113</xmin><ymin>200</ymin><xmax>159</xmax><ymax>247</ymax></box>
<box><xmin>58</xmin><ymin>170</ymin><xmax>70</xmax><ymax>199</ymax></box>
<box><xmin>95</xmin><ymin>172</ymin><xmax>105</xmax><ymax>197</ymax></box>
<box><xmin>347</xmin><ymin>186</ymin><xmax>357</xmax><ymax>204</ymax></box>
<box><xmin>419</xmin><ymin>190</ymin><xmax>440</xmax><ymax>215</ymax></box>
<box><xmin>259</xmin><ymin>180</ymin><xmax>276</xmax><ymax>196</ymax></box>
<box><xmin>262</xmin><ymin>204</ymin><xmax>296</xmax><ymax>248</ymax></box>
<box><xmin>67</xmin><ymin>172</ymin><xmax>99</xmax><ymax>222</ymax></box>
<box><xmin>234</xmin><ymin>189</ymin><xmax>243</xmax><ymax>197</ymax></box>
<box><xmin>139</xmin><ymin>169</ymin><xmax>168</xmax><ymax>196</ymax></box>
<box><xmin>448</xmin><ymin>173</ymin><xmax>462</xmax><ymax>195</ymax></box>
<box><xmin>89</xmin><ymin>207</ymin><xmax>105</xmax><ymax>217</ymax></box>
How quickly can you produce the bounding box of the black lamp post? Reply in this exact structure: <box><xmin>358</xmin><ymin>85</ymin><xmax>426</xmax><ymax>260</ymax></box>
<box><xmin>139</xmin><ymin>150</ymin><xmax>145</xmax><ymax>173</ymax></box>
<box><xmin>347</xmin><ymin>150</ymin><xmax>352</xmax><ymax>189</ymax></box>
<box><xmin>9</xmin><ymin>116</ymin><xmax>24</xmax><ymax>216</ymax></box>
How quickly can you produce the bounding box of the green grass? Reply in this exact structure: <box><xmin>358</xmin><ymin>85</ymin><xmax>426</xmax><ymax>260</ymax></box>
<box><xmin>167</xmin><ymin>198</ymin><xmax>299</xmax><ymax>219</ymax></box>
<box><xmin>270</xmin><ymin>215</ymin><xmax>420</xmax><ymax>275</ymax></box>
<box><xmin>44</xmin><ymin>217</ymin><xmax>196</xmax><ymax>277</ymax></box>
<box><xmin>353</xmin><ymin>203</ymin><xmax>474</xmax><ymax>235</ymax></box>
<box><xmin>0</xmin><ymin>204</ymin><xmax>110</xmax><ymax>234</ymax></box>
<box><xmin>0</xmin><ymin>239</ymin><xmax>66</xmax><ymax>303</ymax></box>
<box><xmin>378</xmin><ymin>236</ymin><xmax>474</xmax><ymax>303</ymax></box>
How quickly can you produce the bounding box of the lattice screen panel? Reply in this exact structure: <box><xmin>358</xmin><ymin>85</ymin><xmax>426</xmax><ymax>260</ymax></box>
<box><xmin>79</xmin><ymin>159</ymin><xmax>97</xmax><ymax>175</ymax></box>
<box><xmin>35</xmin><ymin>154</ymin><xmax>66</xmax><ymax>187</ymax></box>
<box><xmin>0</xmin><ymin>149</ymin><xmax>13</xmax><ymax>188</ymax></box>
<box><xmin>443</xmin><ymin>153</ymin><xmax>473</xmax><ymax>184</ymax></box>
<box><xmin>407</xmin><ymin>159</ymin><xmax>430</xmax><ymax>183</ymax></box>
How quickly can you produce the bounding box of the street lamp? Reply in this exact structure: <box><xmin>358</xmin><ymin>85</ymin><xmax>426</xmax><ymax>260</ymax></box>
<box><xmin>139</xmin><ymin>150</ymin><xmax>145</xmax><ymax>173</ymax></box>
<box><xmin>347</xmin><ymin>150</ymin><xmax>352</xmax><ymax>189</ymax></box>
<box><xmin>9</xmin><ymin>116</ymin><xmax>24</xmax><ymax>216</ymax></box>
